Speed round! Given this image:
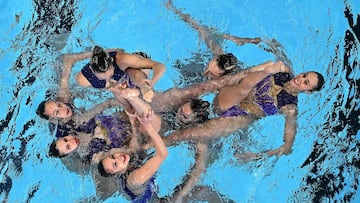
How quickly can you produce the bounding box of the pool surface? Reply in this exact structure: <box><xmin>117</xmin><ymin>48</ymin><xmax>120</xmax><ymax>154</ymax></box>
<box><xmin>0</xmin><ymin>0</ymin><xmax>360</xmax><ymax>202</ymax></box>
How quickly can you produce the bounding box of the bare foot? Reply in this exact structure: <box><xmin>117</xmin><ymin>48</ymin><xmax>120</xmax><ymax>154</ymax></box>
<box><xmin>140</xmin><ymin>84</ymin><xmax>154</xmax><ymax>103</ymax></box>
<box><xmin>249</xmin><ymin>37</ymin><xmax>262</xmax><ymax>44</ymax></box>
<box><xmin>110</xmin><ymin>87</ymin><xmax>140</xmax><ymax>99</ymax></box>
<box><xmin>265</xmin><ymin>61</ymin><xmax>290</xmax><ymax>74</ymax></box>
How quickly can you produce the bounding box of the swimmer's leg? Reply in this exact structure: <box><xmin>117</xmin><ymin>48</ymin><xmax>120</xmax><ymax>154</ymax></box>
<box><xmin>126</xmin><ymin>68</ymin><xmax>154</xmax><ymax>103</ymax></box>
<box><xmin>110</xmin><ymin>87</ymin><xmax>161</xmax><ymax>132</ymax></box>
<box><xmin>163</xmin><ymin>116</ymin><xmax>253</xmax><ymax>146</ymax></box>
<box><xmin>215</xmin><ymin>61</ymin><xmax>289</xmax><ymax>112</ymax></box>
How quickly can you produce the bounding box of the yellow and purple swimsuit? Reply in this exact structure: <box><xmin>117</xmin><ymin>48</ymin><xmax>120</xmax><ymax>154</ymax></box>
<box><xmin>221</xmin><ymin>72</ymin><xmax>298</xmax><ymax>117</ymax></box>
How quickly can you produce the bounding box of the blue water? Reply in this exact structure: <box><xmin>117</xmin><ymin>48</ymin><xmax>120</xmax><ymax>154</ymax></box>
<box><xmin>1</xmin><ymin>0</ymin><xmax>359</xmax><ymax>202</ymax></box>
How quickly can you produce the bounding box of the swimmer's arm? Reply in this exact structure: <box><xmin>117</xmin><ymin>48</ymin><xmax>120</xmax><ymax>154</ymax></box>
<box><xmin>63</xmin><ymin>48</ymin><xmax>124</xmax><ymax>66</ymax></box>
<box><xmin>171</xmin><ymin>142</ymin><xmax>208</xmax><ymax>203</ymax></box>
<box><xmin>116</xmin><ymin>53</ymin><xmax>166</xmax><ymax>87</ymax></box>
<box><xmin>127</xmin><ymin>113</ymin><xmax>168</xmax><ymax>187</ymax></box>
<box><xmin>61</xmin><ymin>51</ymin><xmax>92</xmax><ymax>88</ymax></box>
<box><xmin>58</xmin><ymin>53</ymin><xmax>93</xmax><ymax>100</ymax></box>
<box><xmin>75</xmin><ymin>72</ymin><xmax>92</xmax><ymax>87</ymax></box>
<box><xmin>106</xmin><ymin>48</ymin><xmax>125</xmax><ymax>53</ymax></box>
<box><xmin>267</xmin><ymin>104</ymin><xmax>297</xmax><ymax>157</ymax></box>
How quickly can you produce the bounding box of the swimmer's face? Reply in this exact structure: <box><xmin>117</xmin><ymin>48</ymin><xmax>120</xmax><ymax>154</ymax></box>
<box><xmin>55</xmin><ymin>135</ymin><xmax>80</xmax><ymax>156</ymax></box>
<box><xmin>204</xmin><ymin>59</ymin><xmax>225</xmax><ymax>79</ymax></box>
<box><xmin>102</xmin><ymin>152</ymin><xmax>130</xmax><ymax>175</ymax></box>
<box><xmin>176</xmin><ymin>102</ymin><xmax>196</xmax><ymax>124</ymax></box>
<box><xmin>290</xmin><ymin>72</ymin><xmax>319</xmax><ymax>92</ymax></box>
<box><xmin>44</xmin><ymin>101</ymin><xmax>73</xmax><ymax>119</ymax></box>
<box><xmin>95</xmin><ymin>65</ymin><xmax>115</xmax><ymax>80</ymax></box>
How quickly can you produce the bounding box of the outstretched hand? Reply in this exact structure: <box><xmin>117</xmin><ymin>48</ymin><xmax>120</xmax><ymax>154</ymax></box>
<box><xmin>235</xmin><ymin>151</ymin><xmax>264</xmax><ymax>163</ymax></box>
<box><xmin>235</xmin><ymin>143</ymin><xmax>292</xmax><ymax>163</ymax></box>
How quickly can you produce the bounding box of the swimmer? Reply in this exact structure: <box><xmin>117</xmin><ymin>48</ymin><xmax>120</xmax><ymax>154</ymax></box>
<box><xmin>66</xmin><ymin>46</ymin><xmax>166</xmax><ymax>102</ymax></box>
<box><xmin>162</xmin><ymin>61</ymin><xmax>325</xmax><ymax>158</ymax></box>
<box><xmin>166</xmin><ymin>0</ymin><xmax>261</xmax><ymax>79</ymax></box>
<box><xmin>93</xmin><ymin>109</ymin><xmax>168</xmax><ymax>202</ymax></box>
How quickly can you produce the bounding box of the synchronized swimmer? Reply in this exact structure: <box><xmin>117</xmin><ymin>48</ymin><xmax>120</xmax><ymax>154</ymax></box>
<box><xmin>36</xmin><ymin>1</ymin><xmax>325</xmax><ymax>202</ymax></box>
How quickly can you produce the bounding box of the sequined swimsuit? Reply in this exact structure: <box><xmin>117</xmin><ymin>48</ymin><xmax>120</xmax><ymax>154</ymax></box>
<box><xmin>221</xmin><ymin>72</ymin><xmax>298</xmax><ymax>117</ymax></box>
<box><xmin>86</xmin><ymin>113</ymin><xmax>130</xmax><ymax>161</ymax></box>
<box><xmin>118</xmin><ymin>174</ymin><xmax>157</xmax><ymax>203</ymax></box>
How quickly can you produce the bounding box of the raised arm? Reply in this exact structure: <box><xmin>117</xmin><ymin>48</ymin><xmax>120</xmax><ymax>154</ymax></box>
<box><xmin>127</xmin><ymin>110</ymin><xmax>168</xmax><ymax>188</ymax></box>
<box><xmin>57</xmin><ymin>52</ymin><xmax>92</xmax><ymax>100</ymax></box>
<box><xmin>266</xmin><ymin>104</ymin><xmax>297</xmax><ymax>157</ymax></box>
<box><xmin>116</xmin><ymin>53</ymin><xmax>166</xmax><ymax>87</ymax></box>
<box><xmin>171</xmin><ymin>141</ymin><xmax>208</xmax><ymax>203</ymax></box>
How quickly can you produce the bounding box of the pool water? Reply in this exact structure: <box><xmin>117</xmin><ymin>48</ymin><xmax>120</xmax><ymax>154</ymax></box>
<box><xmin>0</xmin><ymin>0</ymin><xmax>359</xmax><ymax>202</ymax></box>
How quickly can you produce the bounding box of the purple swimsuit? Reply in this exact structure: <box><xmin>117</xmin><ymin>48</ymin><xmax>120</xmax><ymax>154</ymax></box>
<box><xmin>221</xmin><ymin>72</ymin><xmax>298</xmax><ymax>117</ymax></box>
<box><xmin>52</xmin><ymin>103</ymin><xmax>97</xmax><ymax>138</ymax></box>
<box><xmin>86</xmin><ymin>114</ymin><xmax>130</xmax><ymax>161</ymax></box>
<box><xmin>81</xmin><ymin>51</ymin><xmax>136</xmax><ymax>88</ymax></box>
<box><xmin>119</xmin><ymin>174</ymin><xmax>157</xmax><ymax>203</ymax></box>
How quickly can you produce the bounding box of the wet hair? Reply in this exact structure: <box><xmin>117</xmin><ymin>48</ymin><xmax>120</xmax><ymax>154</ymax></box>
<box><xmin>312</xmin><ymin>72</ymin><xmax>325</xmax><ymax>92</ymax></box>
<box><xmin>216</xmin><ymin>53</ymin><xmax>238</xmax><ymax>75</ymax></box>
<box><xmin>90</xmin><ymin>46</ymin><xmax>113</xmax><ymax>73</ymax></box>
<box><xmin>49</xmin><ymin>141</ymin><xmax>63</xmax><ymax>158</ymax></box>
<box><xmin>48</xmin><ymin>139</ymin><xmax>74</xmax><ymax>158</ymax></box>
<box><xmin>98</xmin><ymin>151</ymin><xmax>141</xmax><ymax>177</ymax></box>
<box><xmin>190</xmin><ymin>98</ymin><xmax>210</xmax><ymax>123</ymax></box>
<box><xmin>36</xmin><ymin>101</ymin><xmax>49</xmax><ymax>120</ymax></box>
<box><xmin>98</xmin><ymin>160</ymin><xmax>111</xmax><ymax>177</ymax></box>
